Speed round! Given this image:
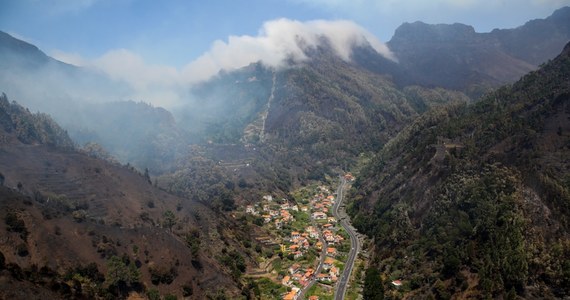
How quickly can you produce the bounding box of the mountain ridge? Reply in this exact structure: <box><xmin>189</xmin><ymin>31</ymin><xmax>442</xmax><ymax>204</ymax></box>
<box><xmin>349</xmin><ymin>41</ymin><xmax>570</xmax><ymax>298</ymax></box>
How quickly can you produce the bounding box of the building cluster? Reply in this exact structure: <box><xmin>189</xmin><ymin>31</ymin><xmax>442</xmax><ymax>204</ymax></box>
<box><xmin>245</xmin><ymin>195</ymin><xmax>299</xmax><ymax>229</ymax></box>
<box><xmin>243</xmin><ymin>184</ymin><xmax>350</xmax><ymax>300</ymax></box>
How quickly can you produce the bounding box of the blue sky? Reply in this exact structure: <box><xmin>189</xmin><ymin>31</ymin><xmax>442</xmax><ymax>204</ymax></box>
<box><xmin>1</xmin><ymin>0</ymin><xmax>569</xmax><ymax>107</ymax></box>
<box><xmin>2</xmin><ymin>0</ymin><xmax>569</xmax><ymax>66</ymax></box>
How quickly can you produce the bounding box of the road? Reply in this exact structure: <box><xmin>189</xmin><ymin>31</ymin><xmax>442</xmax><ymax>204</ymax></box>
<box><xmin>332</xmin><ymin>177</ymin><xmax>360</xmax><ymax>300</ymax></box>
<box><xmin>297</xmin><ymin>214</ymin><xmax>327</xmax><ymax>299</ymax></box>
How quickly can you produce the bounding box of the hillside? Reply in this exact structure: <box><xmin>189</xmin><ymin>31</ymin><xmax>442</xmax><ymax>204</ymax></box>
<box><xmin>0</xmin><ymin>31</ymin><xmax>188</xmax><ymax>174</ymax></box>
<box><xmin>348</xmin><ymin>42</ymin><xmax>570</xmax><ymax>298</ymax></box>
<box><xmin>0</xmin><ymin>95</ymin><xmax>256</xmax><ymax>299</ymax></box>
<box><xmin>388</xmin><ymin>6</ymin><xmax>570</xmax><ymax>96</ymax></box>
<box><xmin>69</xmin><ymin>100</ymin><xmax>191</xmax><ymax>174</ymax></box>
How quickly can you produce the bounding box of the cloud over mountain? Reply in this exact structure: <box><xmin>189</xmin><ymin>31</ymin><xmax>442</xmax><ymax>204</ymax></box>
<box><xmin>52</xmin><ymin>19</ymin><xmax>393</xmax><ymax>107</ymax></box>
<box><xmin>181</xmin><ymin>18</ymin><xmax>395</xmax><ymax>83</ymax></box>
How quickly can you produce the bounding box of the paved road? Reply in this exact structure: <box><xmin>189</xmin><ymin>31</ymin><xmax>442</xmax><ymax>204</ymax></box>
<box><xmin>298</xmin><ymin>214</ymin><xmax>327</xmax><ymax>299</ymax></box>
<box><xmin>333</xmin><ymin>177</ymin><xmax>360</xmax><ymax>300</ymax></box>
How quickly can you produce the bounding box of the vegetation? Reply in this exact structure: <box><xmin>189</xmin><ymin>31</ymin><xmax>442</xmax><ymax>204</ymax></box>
<box><xmin>349</xmin><ymin>42</ymin><xmax>570</xmax><ymax>298</ymax></box>
<box><xmin>0</xmin><ymin>93</ymin><xmax>74</xmax><ymax>148</ymax></box>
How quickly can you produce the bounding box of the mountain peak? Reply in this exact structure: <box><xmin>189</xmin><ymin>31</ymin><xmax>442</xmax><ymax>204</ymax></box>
<box><xmin>390</xmin><ymin>21</ymin><xmax>476</xmax><ymax>43</ymax></box>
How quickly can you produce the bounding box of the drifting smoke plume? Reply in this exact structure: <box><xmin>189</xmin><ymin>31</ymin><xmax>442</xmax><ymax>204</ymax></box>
<box><xmin>182</xmin><ymin>18</ymin><xmax>396</xmax><ymax>83</ymax></box>
<box><xmin>50</xmin><ymin>18</ymin><xmax>394</xmax><ymax>107</ymax></box>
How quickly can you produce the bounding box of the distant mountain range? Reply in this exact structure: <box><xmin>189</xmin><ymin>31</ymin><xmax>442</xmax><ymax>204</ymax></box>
<box><xmin>387</xmin><ymin>6</ymin><xmax>570</xmax><ymax>95</ymax></box>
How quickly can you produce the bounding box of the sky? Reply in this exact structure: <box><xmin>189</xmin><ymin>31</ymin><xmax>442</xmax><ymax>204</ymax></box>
<box><xmin>1</xmin><ymin>0</ymin><xmax>569</xmax><ymax>106</ymax></box>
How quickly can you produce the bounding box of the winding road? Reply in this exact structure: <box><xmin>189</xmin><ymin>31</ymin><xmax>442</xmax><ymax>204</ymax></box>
<box><xmin>332</xmin><ymin>177</ymin><xmax>360</xmax><ymax>300</ymax></box>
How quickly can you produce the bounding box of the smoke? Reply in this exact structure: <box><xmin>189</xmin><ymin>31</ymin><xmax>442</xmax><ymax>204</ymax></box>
<box><xmin>181</xmin><ymin>18</ymin><xmax>396</xmax><ymax>83</ymax></box>
<box><xmin>50</xmin><ymin>18</ymin><xmax>394</xmax><ymax>107</ymax></box>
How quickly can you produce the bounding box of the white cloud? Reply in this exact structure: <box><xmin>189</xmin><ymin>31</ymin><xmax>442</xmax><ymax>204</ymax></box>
<box><xmin>51</xmin><ymin>50</ymin><xmax>89</xmax><ymax>67</ymax></box>
<box><xmin>182</xmin><ymin>18</ymin><xmax>395</xmax><ymax>83</ymax></box>
<box><xmin>289</xmin><ymin>0</ymin><xmax>570</xmax><ymax>39</ymax></box>
<box><xmin>49</xmin><ymin>19</ymin><xmax>394</xmax><ymax>107</ymax></box>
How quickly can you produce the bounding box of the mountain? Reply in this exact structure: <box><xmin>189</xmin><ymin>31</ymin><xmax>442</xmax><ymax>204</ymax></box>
<box><xmin>161</xmin><ymin>40</ymin><xmax>469</xmax><ymax>198</ymax></box>
<box><xmin>69</xmin><ymin>101</ymin><xmax>191</xmax><ymax>174</ymax></box>
<box><xmin>348</xmin><ymin>42</ymin><xmax>570</xmax><ymax>298</ymax></box>
<box><xmin>0</xmin><ymin>31</ymin><xmax>193</xmax><ymax>174</ymax></box>
<box><xmin>388</xmin><ymin>6</ymin><xmax>570</xmax><ymax>96</ymax></box>
<box><xmin>0</xmin><ymin>94</ymin><xmax>255</xmax><ymax>299</ymax></box>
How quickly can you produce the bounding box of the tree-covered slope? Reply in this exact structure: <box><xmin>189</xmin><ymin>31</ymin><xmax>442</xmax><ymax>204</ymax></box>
<box><xmin>349</xmin><ymin>42</ymin><xmax>570</xmax><ymax>299</ymax></box>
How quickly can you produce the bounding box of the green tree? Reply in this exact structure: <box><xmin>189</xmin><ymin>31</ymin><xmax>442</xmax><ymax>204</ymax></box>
<box><xmin>163</xmin><ymin>210</ymin><xmax>177</xmax><ymax>233</ymax></box>
<box><xmin>146</xmin><ymin>288</ymin><xmax>160</xmax><ymax>300</ymax></box>
<box><xmin>105</xmin><ymin>256</ymin><xmax>140</xmax><ymax>297</ymax></box>
<box><xmin>363</xmin><ymin>267</ymin><xmax>384</xmax><ymax>300</ymax></box>
<box><xmin>185</xmin><ymin>229</ymin><xmax>201</xmax><ymax>257</ymax></box>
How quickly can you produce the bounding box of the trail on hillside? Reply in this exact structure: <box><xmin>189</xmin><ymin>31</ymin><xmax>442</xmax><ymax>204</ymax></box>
<box><xmin>260</xmin><ymin>72</ymin><xmax>276</xmax><ymax>143</ymax></box>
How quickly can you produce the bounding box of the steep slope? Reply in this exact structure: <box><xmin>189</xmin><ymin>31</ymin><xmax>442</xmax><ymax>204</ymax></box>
<box><xmin>0</xmin><ymin>95</ymin><xmax>254</xmax><ymax>299</ymax></box>
<box><xmin>69</xmin><ymin>101</ymin><xmax>191</xmax><ymax>174</ymax></box>
<box><xmin>0</xmin><ymin>31</ymin><xmax>189</xmax><ymax>173</ymax></box>
<box><xmin>388</xmin><ymin>6</ymin><xmax>570</xmax><ymax>96</ymax></box>
<box><xmin>349</xmin><ymin>42</ymin><xmax>570</xmax><ymax>298</ymax></box>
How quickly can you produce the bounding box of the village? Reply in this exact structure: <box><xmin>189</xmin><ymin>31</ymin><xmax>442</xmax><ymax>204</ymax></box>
<box><xmin>243</xmin><ymin>175</ymin><xmax>355</xmax><ymax>300</ymax></box>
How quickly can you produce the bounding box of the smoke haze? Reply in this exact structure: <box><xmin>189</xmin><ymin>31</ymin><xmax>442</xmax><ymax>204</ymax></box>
<box><xmin>49</xmin><ymin>19</ymin><xmax>393</xmax><ymax>108</ymax></box>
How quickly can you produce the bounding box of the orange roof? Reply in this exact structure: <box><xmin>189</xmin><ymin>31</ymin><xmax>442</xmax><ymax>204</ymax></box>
<box><xmin>309</xmin><ymin>296</ymin><xmax>319</xmax><ymax>300</ymax></box>
<box><xmin>324</xmin><ymin>257</ymin><xmax>335</xmax><ymax>264</ymax></box>
<box><xmin>283</xmin><ymin>290</ymin><xmax>297</xmax><ymax>300</ymax></box>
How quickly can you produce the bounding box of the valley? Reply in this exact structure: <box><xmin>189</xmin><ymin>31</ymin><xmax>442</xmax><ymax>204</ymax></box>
<box><xmin>240</xmin><ymin>175</ymin><xmax>361</xmax><ymax>300</ymax></box>
<box><xmin>1</xmin><ymin>5</ymin><xmax>570</xmax><ymax>300</ymax></box>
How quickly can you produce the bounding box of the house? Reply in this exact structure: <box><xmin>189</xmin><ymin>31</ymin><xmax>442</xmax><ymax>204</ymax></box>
<box><xmin>280</xmin><ymin>203</ymin><xmax>290</xmax><ymax>210</ymax></box>
<box><xmin>274</xmin><ymin>219</ymin><xmax>283</xmax><ymax>229</ymax></box>
<box><xmin>283</xmin><ymin>289</ymin><xmax>297</xmax><ymax>300</ymax></box>
<box><xmin>312</xmin><ymin>212</ymin><xmax>327</xmax><ymax>220</ymax></box>
<box><xmin>293</xmin><ymin>251</ymin><xmax>303</xmax><ymax>259</ymax></box>
<box><xmin>309</xmin><ymin>231</ymin><xmax>319</xmax><ymax>239</ymax></box>
<box><xmin>304</xmin><ymin>268</ymin><xmax>314</xmax><ymax>278</ymax></box>
<box><xmin>323</xmin><ymin>257</ymin><xmax>334</xmax><ymax>270</ymax></box>
<box><xmin>300</xmin><ymin>206</ymin><xmax>309</xmax><ymax>212</ymax></box>
<box><xmin>282</xmin><ymin>275</ymin><xmax>291</xmax><ymax>286</ymax></box>
<box><xmin>289</xmin><ymin>244</ymin><xmax>300</xmax><ymax>252</ymax></box>
<box><xmin>262</xmin><ymin>215</ymin><xmax>272</xmax><ymax>223</ymax></box>
<box><xmin>327</xmin><ymin>217</ymin><xmax>336</xmax><ymax>223</ymax></box>
<box><xmin>316</xmin><ymin>241</ymin><xmax>323</xmax><ymax>250</ymax></box>
<box><xmin>334</xmin><ymin>235</ymin><xmax>345</xmax><ymax>244</ymax></box>
<box><xmin>289</xmin><ymin>263</ymin><xmax>301</xmax><ymax>275</ymax></box>
<box><xmin>263</xmin><ymin>204</ymin><xmax>270</xmax><ymax>211</ymax></box>
<box><xmin>391</xmin><ymin>280</ymin><xmax>403</xmax><ymax>287</ymax></box>
<box><xmin>322</xmin><ymin>223</ymin><xmax>333</xmax><ymax>229</ymax></box>
<box><xmin>308</xmin><ymin>296</ymin><xmax>319</xmax><ymax>300</ymax></box>
<box><xmin>330</xmin><ymin>266</ymin><xmax>339</xmax><ymax>277</ymax></box>
<box><xmin>317</xmin><ymin>273</ymin><xmax>331</xmax><ymax>282</ymax></box>
<box><xmin>291</xmin><ymin>205</ymin><xmax>299</xmax><ymax>211</ymax></box>
<box><xmin>326</xmin><ymin>247</ymin><xmax>337</xmax><ymax>257</ymax></box>
<box><xmin>263</xmin><ymin>195</ymin><xmax>273</xmax><ymax>202</ymax></box>
<box><xmin>269</xmin><ymin>210</ymin><xmax>279</xmax><ymax>217</ymax></box>
<box><xmin>246</xmin><ymin>205</ymin><xmax>257</xmax><ymax>215</ymax></box>
<box><xmin>291</xmin><ymin>231</ymin><xmax>301</xmax><ymax>240</ymax></box>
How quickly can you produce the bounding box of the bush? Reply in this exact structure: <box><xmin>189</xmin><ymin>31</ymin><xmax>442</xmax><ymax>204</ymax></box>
<box><xmin>5</xmin><ymin>211</ymin><xmax>28</xmax><ymax>240</ymax></box>
<box><xmin>146</xmin><ymin>288</ymin><xmax>160</xmax><ymax>300</ymax></box>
